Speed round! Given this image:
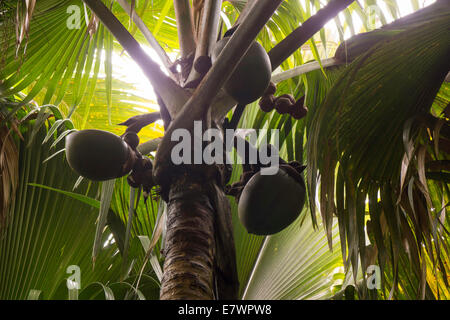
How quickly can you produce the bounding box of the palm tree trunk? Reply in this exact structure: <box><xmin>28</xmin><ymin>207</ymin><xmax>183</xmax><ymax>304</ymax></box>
<box><xmin>159</xmin><ymin>176</ymin><xmax>217</xmax><ymax>300</ymax></box>
<box><xmin>159</xmin><ymin>170</ymin><xmax>239</xmax><ymax>300</ymax></box>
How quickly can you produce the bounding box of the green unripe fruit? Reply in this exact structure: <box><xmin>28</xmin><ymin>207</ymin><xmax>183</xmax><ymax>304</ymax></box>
<box><xmin>65</xmin><ymin>129</ymin><xmax>132</xmax><ymax>181</ymax></box>
<box><xmin>238</xmin><ymin>167</ymin><xmax>306</xmax><ymax>235</ymax></box>
<box><xmin>211</xmin><ymin>37</ymin><xmax>272</xmax><ymax>104</ymax></box>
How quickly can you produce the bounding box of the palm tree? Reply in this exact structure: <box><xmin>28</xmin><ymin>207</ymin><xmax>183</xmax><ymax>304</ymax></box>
<box><xmin>0</xmin><ymin>0</ymin><xmax>448</xmax><ymax>300</ymax></box>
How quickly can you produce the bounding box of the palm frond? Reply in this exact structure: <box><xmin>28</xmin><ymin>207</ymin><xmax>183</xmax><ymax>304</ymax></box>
<box><xmin>0</xmin><ymin>121</ymin><xmax>123</xmax><ymax>299</ymax></box>
<box><xmin>306</xmin><ymin>4</ymin><xmax>450</xmax><ymax>298</ymax></box>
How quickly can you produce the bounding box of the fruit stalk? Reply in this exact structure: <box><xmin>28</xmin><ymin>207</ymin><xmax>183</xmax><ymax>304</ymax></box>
<box><xmin>174</xmin><ymin>0</ymin><xmax>196</xmax><ymax>59</ymax></box>
<box><xmin>116</xmin><ymin>0</ymin><xmax>174</xmax><ymax>76</ymax></box>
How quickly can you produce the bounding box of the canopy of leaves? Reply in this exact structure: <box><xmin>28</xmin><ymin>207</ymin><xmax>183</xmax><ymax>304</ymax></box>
<box><xmin>307</xmin><ymin>2</ymin><xmax>450</xmax><ymax>298</ymax></box>
<box><xmin>1</xmin><ymin>0</ymin><xmax>448</xmax><ymax>300</ymax></box>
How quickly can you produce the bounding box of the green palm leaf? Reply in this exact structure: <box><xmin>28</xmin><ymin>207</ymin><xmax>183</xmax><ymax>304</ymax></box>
<box><xmin>306</xmin><ymin>3</ymin><xmax>450</xmax><ymax>298</ymax></box>
<box><xmin>1</xmin><ymin>0</ymin><xmax>447</xmax><ymax>300</ymax></box>
<box><xmin>0</xmin><ymin>122</ymin><xmax>122</xmax><ymax>299</ymax></box>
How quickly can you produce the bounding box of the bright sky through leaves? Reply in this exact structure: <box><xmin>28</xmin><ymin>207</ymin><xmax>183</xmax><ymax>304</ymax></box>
<box><xmin>112</xmin><ymin>0</ymin><xmax>436</xmax><ymax>111</ymax></box>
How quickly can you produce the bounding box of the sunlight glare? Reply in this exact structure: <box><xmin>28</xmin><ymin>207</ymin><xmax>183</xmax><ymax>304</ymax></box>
<box><xmin>324</xmin><ymin>0</ymin><xmax>436</xmax><ymax>42</ymax></box>
<box><xmin>112</xmin><ymin>1</ymin><xmax>437</xmax><ymax>105</ymax></box>
<box><xmin>113</xmin><ymin>45</ymin><xmax>178</xmax><ymax>109</ymax></box>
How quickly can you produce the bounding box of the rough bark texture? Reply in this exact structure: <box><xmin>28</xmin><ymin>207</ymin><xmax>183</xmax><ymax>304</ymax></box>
<box><xmin>160</xmin><ymin>176</ymin><xmax>216</xmax><ymax>300</ymax></box>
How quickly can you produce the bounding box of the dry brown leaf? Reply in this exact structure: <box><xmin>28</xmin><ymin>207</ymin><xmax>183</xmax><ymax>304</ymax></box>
<box><xmin>0</xmin><ymin>119</ymin><xmax>19</xmax><ymax>234</ymax></box>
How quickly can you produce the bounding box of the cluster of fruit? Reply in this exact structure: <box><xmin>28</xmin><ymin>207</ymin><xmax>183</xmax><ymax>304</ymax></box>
<box><xmin>225</xmin><ymin>137</ymin><xmax>307</xmax><ymax>236</ymax></box>
<box><xmin>65</xmin><ymin>119</ymin><xmax>157</xmax><ymax>200</ymax></box>
<box><xmin>65</xmin><ymin>32</ymin><xmax>309</xmax><ymax>235</ymax></box>
<box><xmin>258</xmin><ymin>82</ymin><xmax>308</xmax><ymax>120</ymax></box>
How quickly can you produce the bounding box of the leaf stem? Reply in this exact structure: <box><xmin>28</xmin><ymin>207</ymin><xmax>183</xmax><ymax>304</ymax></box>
<box><xmin>268</xmin><ymin>0</ymin><xmax>355</xmax><ymax>70</ymax></box>
<box><xmin>82</xmin><ymin>0</ymin><xmax>189</xmax><ymax>117</ymax></box>
<box><xmin>116</xmin><ymin>0</ymin><xmax>173</xmax><ymax>75</ymax></box>
<box><xmin>226</xmin><ymin>103</ymin><xmax>246</xmax><ymax>130</ymax></box>
<box><xmin>271</xmin><ymin>58</ymin><xmax>340</xmax><ymax>83</ymax></box>
<box><xmin>174</xmin><ymin>0</ymin><xmax>196</xmax><ymax>58</ymax></box>
<box><xmin>186</xmin><ymin>0</ymin><xmax>222</xmax><ymax>83</ymax></box>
